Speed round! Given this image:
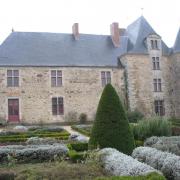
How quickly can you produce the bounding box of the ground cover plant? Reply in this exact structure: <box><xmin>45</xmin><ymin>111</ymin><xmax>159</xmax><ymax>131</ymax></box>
<box><xmin>89</xmin><ymin>84</ymin><xmax>135</xmax><ymax>155</ymax></box>
<box><xmin>132</xmin><ymin>146</ymin><xmax>180</xmax><ymax>180</ymax></box>
<box><xmin>0</xmin><ymin>160</ymin><xmax>107</xmax><ymax>180</ymax></box>
<box><xmin>144</xmin><ymin>136</ymin><xmax>180</xmax><ymax>155</ymax></box>
<box><xmin>98</xmin><ymin>148</ymin><xmax>161</xmax><ymax>177</ymax></box>
<box><xmin>0</xmin><ymin>143</ymin><xmax>68</xmax><ymax>163</ymax></box>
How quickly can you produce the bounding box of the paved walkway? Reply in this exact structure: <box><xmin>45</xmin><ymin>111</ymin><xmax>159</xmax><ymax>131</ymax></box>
<box><xmin>63</xmin><ymin>125</ymin><xmax>89</xmax><ymax>140</ymax></box>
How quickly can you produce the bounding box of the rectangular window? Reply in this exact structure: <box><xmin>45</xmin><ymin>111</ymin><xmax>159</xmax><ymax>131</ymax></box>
<box><xmin>154</xmin><ymin>100</ymin><xmax>165</xmax><ymax>116</ymax></box>
<box><xmin>101</xmin><ymin>71</ymin><xmax>111</xmax><ymax>87</ymax></box>
<box><xmin>153</xmin><ymin>78</ymin><xmax>162</xmax><ymax>92</ymax></box>
<box><xmin>152</xmin><ymin>57</ymin><xmax>160</xmax><ymax>70</ymax></box>
<box><xmin>52</xmin><ymin>97</ymin><xmax>64</xmax><ymax>115</ymax></box>
<box><xmin>51</xmin><ymin>70</ymin><xmax>62</xmax><ymax>87</ymax></box>
<box><xmin>7</xmin><ymin>70</ymin><xmax>19</xmax><ymax>87</ymax></box>
<box><xmin>151</xmin><ymin>40</ymin><xmax>159</xmax><ymax>49</ymax></box>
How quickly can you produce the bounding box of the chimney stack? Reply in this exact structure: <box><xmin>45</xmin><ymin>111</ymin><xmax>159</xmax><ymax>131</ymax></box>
<box><xmin>72</xmin><ymin>23</ymin><xmax>79</xmax><ymax>40</ymax></box>
<box><xmin>110</xmin><ymin>22</ymin><xmax>120</xmax><ymax>47</ymax></box>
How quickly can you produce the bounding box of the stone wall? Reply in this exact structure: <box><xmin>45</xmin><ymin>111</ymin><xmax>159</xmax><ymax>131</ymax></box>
<box><xmin>170</xmin><ymin>53</ymin><xmax>180</xmax><ymax>117</ymax></box>
<box><xmin>120</xmin><ymin>54</ymin><xmax>174</xmax><ymax>117</ymax></box>
<box><xmin>0</xmin><ymin>67</ymin><xmax>124</xmax><ymax>124</ymax></box>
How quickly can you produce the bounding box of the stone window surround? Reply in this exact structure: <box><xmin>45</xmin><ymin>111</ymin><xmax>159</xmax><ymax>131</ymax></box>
<box><xmin>152</xmin><ymin>57</ymin><xmax>160</xmax><ymax>70</ymax></box>
<box><xmin>153</xmin><ymin>78</ymin><xmax>162</xmax><ymax>92</ymax></box>
<box><xmin>52</xmin><ymin>96</ymin><xmax>64</xmax><ymax>115</ymax></box>
<box><xmin>101</xmin><ymin>71</ymin><xmax>111</xmax><ymax>87</ymax></box>
<box><xmin>51</xmin><ymin>70</ymin><xmax>63</xmax><ymax>87</ymax></box>
<box><xmin>7</xmin><ymin>69</ymin><xmax>20</xmax><ymax>87</ymax></box>
<box><xmin>154</xmin><ymin>99</ymin><xmax>165</xmax><ymax>116</ymax></box>
<box><xmin>151</xmin><ymin>39</ymin><xmax>159</xmax><ymax>50</ymax></box>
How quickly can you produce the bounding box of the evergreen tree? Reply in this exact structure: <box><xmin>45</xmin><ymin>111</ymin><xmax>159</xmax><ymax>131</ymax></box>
<box><xmin>89</xmin><ymin>84</ymin><xmax>135</xmax><ymax>155</ymax></box>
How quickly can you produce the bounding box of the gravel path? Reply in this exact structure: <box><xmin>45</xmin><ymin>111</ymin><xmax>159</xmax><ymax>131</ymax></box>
<box><xmin>63</xmin><ymin>126</ymin><xmax>89</xmax><ymax>140</ymax></box>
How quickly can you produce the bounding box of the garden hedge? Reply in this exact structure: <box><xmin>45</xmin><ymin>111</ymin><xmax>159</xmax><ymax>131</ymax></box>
<box><xmin>132</xmin><ymin>146</ymin><xmax>180</xmax><ymax>180</ymax></box>
<box><xmin>89</xmin><ymin>84</ymin><xmax>135</xmax><ymax>155</ymax></box>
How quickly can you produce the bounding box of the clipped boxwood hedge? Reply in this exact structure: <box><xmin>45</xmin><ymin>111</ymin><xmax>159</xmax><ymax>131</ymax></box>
<box><xmin>0</xmin><ymin>130</ymin><xmax>70</xmax><ymax>143</ymax></box>
<box><xmin>95</xmin><ymin>172</ymin><xmax>165</xmax><ymax>180</ymax></box>
<box><xmin>68</xmin><ymin>150</ymin><xmax>87</xmax><ymax>163</ymax></box>
<box><xmin>67</xmin><ymin>142</ymin><xmax>88</xmax><ymax>152</ymax></box>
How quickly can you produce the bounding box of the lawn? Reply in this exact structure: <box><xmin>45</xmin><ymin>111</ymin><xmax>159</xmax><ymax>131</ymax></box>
<box><xmin>0</xmin><ymin>160</ymin><xmax>107</xmax><ymax>180</ymax></box>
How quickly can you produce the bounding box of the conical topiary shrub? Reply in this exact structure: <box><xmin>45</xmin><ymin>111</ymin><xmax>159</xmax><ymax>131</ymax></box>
<box><xmin>89</xmin><ymin>84</ymin><xmax>135</xmax><ymax>155</ymax></box>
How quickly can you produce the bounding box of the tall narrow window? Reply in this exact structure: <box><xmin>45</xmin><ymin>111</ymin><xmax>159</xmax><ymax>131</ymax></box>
<box><xmin>151</xmin><ymin>40</ymin><xmax>159</xmax><ymax>49</ymax></box>
<box><xmin>7</xmin><ymin>70</ymin><xmax>19</xmax><ymax>87</ymax></box>
<box><xmin>52</xmin><ymin>97</ymin><xmax>64</xmax><ymax>115</ymax></box>
<box><xmin>51</xmin><ymin>70</ymin><xmax>62</xmax><ymax>87</ymax></box>
<box><xmin>101</xmin><ymin>71</ymin><xmax>111</xmax><ymax>87</ymax></box>
<box><xmin>154</xmin><ymin>100</ymin><xmax>165</xmax><ymax>116</ymax></box>
<box><xmin>152</xmin><ymin>57</ymin><xmax>160</xmax><ymax>70</ymax></box>
<box><xmin>151</xmin><ymin>40</ymin><xmax>154</xmax><ymax>49</ymax></box>
<box><xmin>155</xmin><ymin>40</ymin><xmax>158</xmax><ymax>49</ymax></box>
<box><xmin>153</xmin><ymin>78</ymin><xmax>162</xmax><ymax>92</ymax></box>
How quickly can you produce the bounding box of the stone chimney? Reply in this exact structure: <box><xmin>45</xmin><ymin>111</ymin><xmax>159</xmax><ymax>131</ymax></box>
<box><xmin>72</xmin><ymin>23</ymin><xmax>79</xmax><ymax>40</ymax></box>
<box><xmin>110</xmin><ymin>22</ymin><xmax>120</xmax><ymax>47</ymax></box>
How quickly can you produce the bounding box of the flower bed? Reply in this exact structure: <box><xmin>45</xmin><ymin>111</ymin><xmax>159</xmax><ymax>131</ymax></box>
<box><xmin>132</xmin><ymin>146</ymin><xmax>180</xmax><ymax>180</ymax></box>
<box><xmin>0</xmin><ymin>143</ymin><xmax>68</xmax><ymax>163</ymax></box>
<box><xmin>98</xmin><ymin>148</ymin><xmax>161</xmax><ymax>176</ymax></box>
<box><xmin>0</xmin><ymin>127</ymin><xmax>70</xmax><ymax>143</ymax></box>
<box><xmin>144</xmin><ymin>136</ymin><xmax>180</xmax><ymax>155</ymax></box>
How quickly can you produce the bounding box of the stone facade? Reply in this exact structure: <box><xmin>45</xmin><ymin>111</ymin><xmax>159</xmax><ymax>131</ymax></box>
<box><xmin>0</xmin><ymin>67</ymin><xmax>124</xmax><ymax>123</ymax></box>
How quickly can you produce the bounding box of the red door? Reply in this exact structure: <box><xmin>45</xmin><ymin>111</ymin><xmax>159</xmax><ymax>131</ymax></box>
<box><xmin>8</xmin><ymin>99</ymin><xmax>19</xmax><ymax>122</ymax></box>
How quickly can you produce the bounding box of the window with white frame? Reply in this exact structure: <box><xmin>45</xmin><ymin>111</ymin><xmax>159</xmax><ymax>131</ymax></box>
<box><xmin>101</xmin><ymin>71</ymin><xmax>111</xmax><ymax>87</ymax></box>
<box><xmin>7</xmin><ymin>70</ymin><xmax>19</xmax><ymax>87</ymax></box>
<box><xmin>153</xmin><ymin>78</ymin><xmax>162</xmax><ymax>92</ymax></box>
<box><xmin>52</xmin><ymin>97</ymin><xmax>64</xmax><ymax>115</ymax></box>
<box><xmin>152</xmin><ymin>57</ymin><xmax>160</xmax><ymax>70</ymax></box>
<box><xmin>51</xmin><ymin>70</ymin><xmax>62</xmax><ymax>87</ymax></box>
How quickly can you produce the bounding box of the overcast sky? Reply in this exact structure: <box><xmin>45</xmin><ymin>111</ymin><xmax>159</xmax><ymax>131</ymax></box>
<box><xmin>0</xmin><ymin>0</ymin><xmax>179</xmax><ymax>47</ymax></box>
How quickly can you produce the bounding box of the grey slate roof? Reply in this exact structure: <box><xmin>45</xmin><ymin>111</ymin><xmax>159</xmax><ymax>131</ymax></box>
<box><xmin>125</xmin><ymin>16</ymin><xmax>170</xmax><ymax>55</ymax></box>
<box><xmin>0</xmin><ymin>16</ymin><xmax>171</xmax><ymax>67</ymax></box>
<box><xmin>0</xmin><ymin>32</ymin><xmax>128</xmax><ymax>67</ymax></box>
<box><xmin>173</xmin><ymin>28</ymin><xmax>180</xmax><ymax>53</ymax></box>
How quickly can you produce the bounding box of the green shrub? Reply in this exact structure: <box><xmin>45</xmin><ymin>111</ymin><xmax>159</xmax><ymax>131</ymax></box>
<box><xmin>131</xmin><ymin>117</ymin><xmax>172</xmax><ymax>141</ymax></box>
<box><xmin>68</xmin><ymin>142</ymin><xmax>88</xmax><ymax>152</ymax></box>
<box><xmin>95</xmin><ymin>172</ymin><xmax>165</xmax><ymax>180</ymax></box>
<box><xmin>89</xmin><ymin>84</ymin><xmax>135</xmax><ymax>155</ymax></box>
<box><xmin>0</xmin><ymin>131</ymin><xmax>70</xmax><ymax>143</ymax></box>
<box><xmin>79</xmin><ymin>113</ymin><xmax>88</xmax><ymax>124</ymax></box>
<box><xmin>135</xmin><ymin>140</ymin><xmax>144</xmax><ymax>147</ymax></box>
<box><xmin>68</xmin><ymin>150</ymin><xmax>87</xmax><ymax>163</ymax></box>
<box><xmin>126</xmin><ymin>110</ymin><xmax>144</xmax><ymax>123</ymax></box>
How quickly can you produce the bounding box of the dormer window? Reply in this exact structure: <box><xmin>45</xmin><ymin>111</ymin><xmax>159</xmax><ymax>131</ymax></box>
<box><xmin>151</xmin><ymin>40</ymin><xmax>159</xmax><ymax>49</ymax></box>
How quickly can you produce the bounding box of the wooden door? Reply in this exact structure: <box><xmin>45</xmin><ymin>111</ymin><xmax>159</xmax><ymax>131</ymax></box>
<box><xmin>8</xmin><ymin>99</ymin><xmax>19</xmax><ymax>122</ymax></box>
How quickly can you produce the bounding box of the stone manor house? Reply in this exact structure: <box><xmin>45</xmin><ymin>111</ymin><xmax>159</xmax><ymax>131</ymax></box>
<box><xmin>0</xmin><ymin>16</ymin><xmax>180</xmax><ymax>123</ymax></box>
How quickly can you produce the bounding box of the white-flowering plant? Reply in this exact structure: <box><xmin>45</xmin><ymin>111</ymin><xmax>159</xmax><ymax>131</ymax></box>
<box><xmin>0</xmin><ymin>143</ymin><xmax>68</xmax><ymax>163</ymax></box>
<box><xmin>98</xmin><ymin>148</ymin><xmax>161</xmax><ymax>176</ymax></box>
<box><xmin>132</xmin><ymin>146</ymin><xmax>180</xmax><ymax>180</ymax></box>
<box><xmin>144</xmin><ymin>136</ymin><xmax>180</xmax><ymax>156</ymax></box>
